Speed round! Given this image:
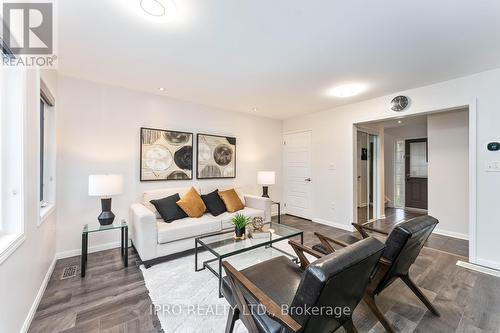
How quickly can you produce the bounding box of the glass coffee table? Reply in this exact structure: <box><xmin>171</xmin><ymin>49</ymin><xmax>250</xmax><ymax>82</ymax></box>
<box><xmin>195</xmin><ymin>223</ymin><xmax>303</xmax><ymax>297</ymax></box>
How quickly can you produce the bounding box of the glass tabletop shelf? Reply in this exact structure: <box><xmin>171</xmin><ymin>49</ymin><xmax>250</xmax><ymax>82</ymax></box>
<box><xmin>83</xmin><ymin>220</ymin><xmax>127</xmax><ymax>234</ymax></box>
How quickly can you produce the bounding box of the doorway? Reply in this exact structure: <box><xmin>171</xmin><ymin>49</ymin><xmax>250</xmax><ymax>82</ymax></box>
<box><xmin>283</xmin><ymin>130</ymin><xmax>312</xmax><ymax>219</ymax></box>
<box><xmin>405</xmin><ymin>138</ymin><xmax>428</xmax><ymax>210</ymax></box>
<box><xmin>356</xmin><ymin>130</ymin><xmax>379</xmax><ymax>223</ymax></box>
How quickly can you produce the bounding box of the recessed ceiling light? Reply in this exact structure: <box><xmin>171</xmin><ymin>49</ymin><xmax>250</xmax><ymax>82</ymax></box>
<box><xmin>327</xmin><ymin>83</ymin><xmax>367</xmax><ymax>98</ymax></box>
<box><xmin>397</xmin><ymin>120</ymin><xmax>402</xmax><ymax>124</ymax></box>
<box><xmin>253</xmin><ymin>107</ymin><xmax>258</xmax><ymax>112</ymax></box>
<box><xmin>140</xmin><ymin>0</ymin><xmax>166</xmax><ymax>16</ymax></box>
<box><xmin>158</xmin><ymin>87</ymin><xmax>165</xmax><ymax>92</ymax></box>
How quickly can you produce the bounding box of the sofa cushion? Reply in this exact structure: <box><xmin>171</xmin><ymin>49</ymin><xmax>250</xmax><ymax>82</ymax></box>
<box><xmin>150</xmin><ymin>193</ymin><xmax>188</xmax><ymax>223</ymax></box>
<box><xmin>220</xmin><ymin>207</ymin><xmax>265</xmax><ymax>229</ymax></box>
<box><xmin>218</xmin><ymin>189</ymin><xmax>245</xmax><ymax>213</ymax></box>
<box><xmin>201</xmin><ymin>190</ymin><xmax>227</xmax><ymax>216</ymax></box>
<box><xmin>176</xmin><ymin>187</ymin><xmax>207</xmax><ymax>218</ymax></box>
<box><xmin>143</xmin><ymin>187</ymin><xmax>194</xmax><ymax>218</ymax></box>
<box><xmin>157</xmin><ymin>215</ymin><xmax>221</xmax><ymax>244</ymax></box>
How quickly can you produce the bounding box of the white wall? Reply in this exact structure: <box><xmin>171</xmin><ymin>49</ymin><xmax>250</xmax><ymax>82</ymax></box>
<box><xmin>384</xmin><ymin>122</ymin><xmax>428</xmax><ymax>206</ymax></box>
<box><xmin>283</xmin><ymin>67</ymin><xmax>500</xmax><ymax>270</ymax></box>
<box><xmin>56</xmin><ymin>76</ymin><xmax>283</xmax><ymax>255</ymax></box>
<box><xmin>0</xmin><ymin>69</ymin><xmax>58</xmax><ymax>333</ymax></box>
<box><xmin>428</xmin><ymin>110</ymin><xmax>469</xmax><ymax>238</ymax></box>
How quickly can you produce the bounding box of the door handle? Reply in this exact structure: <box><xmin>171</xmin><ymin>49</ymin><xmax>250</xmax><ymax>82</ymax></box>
<box><xmin>305</xmin><ymin>178</ymin><xmax>311</xmax><ymax>182</ymax></box>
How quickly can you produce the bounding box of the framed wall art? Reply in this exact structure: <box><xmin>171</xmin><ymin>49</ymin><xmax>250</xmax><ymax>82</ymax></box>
<box><xmin>197</xmin><ymin>133</ymin><xmax>236</xmax><ymax>179</ymax></box>
<box><xmin>140</xmin><ymin>127</ymin><xmax>193</xmax><ymax>181</ymax></box>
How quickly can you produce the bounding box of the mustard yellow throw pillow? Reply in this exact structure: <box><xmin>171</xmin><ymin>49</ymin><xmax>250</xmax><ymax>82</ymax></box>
<box><xmin>176</xmin><ymin>187</ymin><xmax>207</xmax><ymax>218</ymax></box>
<box><xmin>218</xmin><ymin>189</ymin><xmax>245</xmax><ymax>213</ymax></box>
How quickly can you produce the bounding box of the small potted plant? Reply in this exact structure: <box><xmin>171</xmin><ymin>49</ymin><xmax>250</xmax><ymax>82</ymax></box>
<box><xmin>232</xmin><ymin>213</ymin><xmax>250</xmax><ymax>240</ymax></box>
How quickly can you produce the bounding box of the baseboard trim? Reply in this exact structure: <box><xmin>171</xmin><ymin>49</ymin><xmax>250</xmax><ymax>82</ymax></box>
<box><xmin>21</xmin><ymin>256</ymin><xmax>57</xmax><ymax>333</ymax></box>
<box><xmin>457</xmin><ymin>260</ymin><xmax>500</xmax><ymax>277</ymax></box>
<box><xmin>433</xmin><ymin>228</ymin><xmax>469</xmax><ymax>241</ymax></box>
<box><xmin>56</xmin><ymin>240</ymin><xmax>130</xmax><ymax>260</ymax></box>
<box><xmin>313</xmin><ymin>218</ymin><xmax>354</xmax><ymax>232</ymax></box>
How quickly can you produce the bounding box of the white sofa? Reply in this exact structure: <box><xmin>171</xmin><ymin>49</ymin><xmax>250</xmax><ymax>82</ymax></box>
<box><xmin>129</xmin><ymin>187</ymin><xmax>271</xmax><ymax>264</ymax></box>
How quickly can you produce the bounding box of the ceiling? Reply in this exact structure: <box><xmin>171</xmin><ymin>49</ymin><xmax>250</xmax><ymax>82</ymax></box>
<box><xmin>57</xmin><ymin>0</ymin><xmax>500</xmax><ymax>119</ymax></box>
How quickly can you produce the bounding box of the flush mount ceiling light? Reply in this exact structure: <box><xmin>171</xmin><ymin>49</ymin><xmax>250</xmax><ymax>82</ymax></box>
<box><xmin>158</xmin><ymin>87</ymin><xmax>165</xmax><ymax>91</ymax></box>
<box><xmin>140</xmin><ymin>0</ymin><xmax>165</xmax><ymax>16</ymax></box>
<box><xmin>328</xmin><ymin>83</ymin><xmax>367</xmax><ymax>98</ymax></box>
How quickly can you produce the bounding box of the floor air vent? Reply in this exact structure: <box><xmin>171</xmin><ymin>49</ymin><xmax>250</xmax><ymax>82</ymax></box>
<box><xmin>61</xmin><ymin>265</ymin><xmax>78</xmax><ymax>280</ymax></box>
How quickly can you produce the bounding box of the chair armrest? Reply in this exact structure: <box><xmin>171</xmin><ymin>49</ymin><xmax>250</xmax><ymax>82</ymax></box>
<box><xmin>129</xmin><ymin>203</ymin><xmax>158</xmax><ymax>261</ymax></box>
<box><xmin>288</xmin><ymin>240</ymin><xmax>324</xmax><ymax>269</ymax></box>
<box><xmin>223</xmin><ymin>261</ymin><xmax>302</xmax><ymax>333</ymax></box>
<box><xmin>314</xmin><ymin>232</ymin><xmax>352</xmax><ymax>253</ymax></box>
<box><xmin>244</xmin><ymin>194</ymin><xmax>272</xmax><ymax>222</ymax></box>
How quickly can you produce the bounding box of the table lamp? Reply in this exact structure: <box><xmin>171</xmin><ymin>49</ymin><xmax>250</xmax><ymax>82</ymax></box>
<box><xmin>88</xmin><ymin>174</ymin><xmax>123</xmax><ymax>225</ymax></box>
<box><xmin>257</xmin><ymin>171</ymin><xmax>275</xmax><ymax>198</ymax></box>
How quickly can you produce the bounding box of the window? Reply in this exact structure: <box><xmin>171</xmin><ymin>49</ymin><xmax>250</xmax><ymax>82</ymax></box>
<box><xmin>39</xmin><ymin>80</ymin><xmax>56</xmax><ymax>222</ymax></box>
<box><xmin>394</xmin><ymin>140</ymin><xmax>405</xmax><ymax>208</ymax></box>
<box><xmin>40</xmin><ymin>99</ymin><xmax>48</xmax><ymax>204</ymax></box>
<box><xmin>0</xmin><ymin>55</ymin><xmax>26</xmax><ymax>263</ymax></box>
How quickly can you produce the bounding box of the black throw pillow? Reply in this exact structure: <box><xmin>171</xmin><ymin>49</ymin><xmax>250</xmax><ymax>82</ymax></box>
<box><xmin>150</xmin><ymin>193</ymin><xmax>188</xmax><ymax>223</ymax></box>
<box><xmin>201</xmin><ymin>190</ymin><xmax>227</xmax><ymax>216</ymax></box>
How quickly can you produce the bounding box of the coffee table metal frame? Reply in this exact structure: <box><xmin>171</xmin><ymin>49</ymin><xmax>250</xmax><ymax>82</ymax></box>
<box><xmin>195</xmin><ymin>223</ymin><xmax>303</xmax><ymax>297</ymax></box>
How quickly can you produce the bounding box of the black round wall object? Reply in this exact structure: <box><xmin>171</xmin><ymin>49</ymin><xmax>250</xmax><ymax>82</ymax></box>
<box><xmin>390</xmin><ymin>96</ymin><xmax>409</xmax><ymax>112</ymax></box>
<box><xmin>487</xmin><ymin>142</ymin><xmax>500</xmax><ymax>151</ymax></box>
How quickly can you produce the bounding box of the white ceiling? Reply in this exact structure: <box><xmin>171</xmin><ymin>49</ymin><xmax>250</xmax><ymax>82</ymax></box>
<box><xmin>57</xmin><ymin>0</ymin><xmax>500</xmax><ymax>119</ymax></box>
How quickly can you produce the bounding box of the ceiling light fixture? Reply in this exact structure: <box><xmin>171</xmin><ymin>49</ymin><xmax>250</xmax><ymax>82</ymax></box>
<box><xmin>158</xmin><ymin>87</ymin><xmax>165</xmax><ymax>91</ymax></box>
<box><xmin>253</xmin><ymin>107</ymin><xmax>258</xmax><ymax>112</ymax></box>
<box><xmin>140</xmin><ymin>0</ymin><xmax>166</xmax><ymax>17</ymax></box>
<box><xmin>397</xmin><ymin>120</ymin><xmax>402</xmax><ymax>124</ymax></box>
<box><xmin>328</xmin><ymin>83</ymin><xmax>367</xmax><ymax>98</ymax></box>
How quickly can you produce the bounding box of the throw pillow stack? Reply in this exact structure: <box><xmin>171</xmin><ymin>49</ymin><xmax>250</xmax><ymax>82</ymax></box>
<box><xmin>149</xmin><ymin>187</ymin><xmax>245</xmax><ymax>223</ymax></box>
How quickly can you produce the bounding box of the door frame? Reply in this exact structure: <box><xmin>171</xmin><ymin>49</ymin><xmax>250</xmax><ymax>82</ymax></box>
<box><xmin>352</xmin><ymin>99</ymin><xmax>477</xmax><ymax>264</ymax></box>
<box><xmin>282</xmin><ymin>129</ymin><xmax>313</xmax><ymax>219</ymax></box>
<box><xmin>354</xmin><ymin>126</ymin><xmax>383</xmax><ymax>223</ymax></box>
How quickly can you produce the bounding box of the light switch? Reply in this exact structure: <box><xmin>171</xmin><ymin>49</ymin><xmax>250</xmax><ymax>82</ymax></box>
<box><xmin>486</xmin><ymin>161</ymin><xmax>500</xmax><ymax>172</ymax></box>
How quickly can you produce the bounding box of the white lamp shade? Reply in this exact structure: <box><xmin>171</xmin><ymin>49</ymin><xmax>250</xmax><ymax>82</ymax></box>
<box><xmin>257</xmin><ymin>171</ymin><xmax>276</xmax><ymax>185</ymax></box>
<box><xmin>88</xmin><ymin>174</ymin><xmax>123</xmax><ymax>197</ymax></box>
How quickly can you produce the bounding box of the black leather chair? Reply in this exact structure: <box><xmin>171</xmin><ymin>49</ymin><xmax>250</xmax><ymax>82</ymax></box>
<box><xmin>221</xmin><ymin>237</ymin><xmax>385</xmax><ymax>333</ymax></box>
<box><xmin>312</xmin><ymin>215</ymin><xmax>440</xmax><ymax>333</ymax></box>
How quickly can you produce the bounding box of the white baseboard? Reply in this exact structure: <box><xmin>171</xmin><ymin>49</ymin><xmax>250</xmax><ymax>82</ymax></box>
<box><xmin>433</xmin><ymin>228</ymin><xmax>469</xmax><ymax>240</ymax></box>
<box><xmin>313</xmin><ymin>218</ymin><xmax>354</xmax><ymax>232</ymax></box>
<box><xmin>475</xmin><ymin>258</ymin><xmax>500</xmax><ymax>271</ymax></box>
<box><xmin>21</xmin><ymin>256</ymin><xmax>57</xmax><ymax>333</ymax></box>
<box><xmin>457</xmin><ymin>260</ymin><xmax>500</xmax><ymax>277</ymax></box>
<box><xmin>56</xmin><ymin>240</ymin><xmax>130</xmax><ymax>260</ymax></box>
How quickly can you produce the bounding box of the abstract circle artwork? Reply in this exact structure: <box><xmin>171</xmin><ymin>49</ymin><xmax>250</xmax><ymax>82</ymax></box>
<box><xmin>197</xmin><ymin>134</ymin><xmax>236</xmax><ymax>179</ymax></box>
<box><xmin>141</xmin><ymin>127</ymin><xmax>193</xmax><ymax>181</ymax></box>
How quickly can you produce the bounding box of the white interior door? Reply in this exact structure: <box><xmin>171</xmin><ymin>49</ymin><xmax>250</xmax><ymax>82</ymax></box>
<box><xmin>283</xmin><ymin>131</ymin><xmax>312</xmax><ymax>219</ymax></box>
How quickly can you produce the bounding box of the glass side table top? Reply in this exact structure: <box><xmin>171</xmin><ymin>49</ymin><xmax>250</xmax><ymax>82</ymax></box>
<box><xmin>83</xmin><ymin>220</ymin><xmax>127</xmax><ymax>234</ymax></box>
<box><xmin>196</xmin><ymin>222</ymin><xmax>302</xmax><ymax>256</ymax></box>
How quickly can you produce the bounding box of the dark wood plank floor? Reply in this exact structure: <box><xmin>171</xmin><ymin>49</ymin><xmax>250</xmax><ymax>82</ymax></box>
<box><xmin>28</xmin><ymin>214</ymin><xmax>486</xmax><ymax>333</ymax></box>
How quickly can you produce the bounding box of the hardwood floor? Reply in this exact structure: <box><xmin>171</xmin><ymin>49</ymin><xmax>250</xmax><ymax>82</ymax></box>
<box><xmin>355</xmin><ymin>207</ymin><xmax>468</xmax><ymax>258</ymax></box>
<box><xmin>28</xmin><ymin>215</ymin><xmax>492</xmax><ymax>333</ymax></box>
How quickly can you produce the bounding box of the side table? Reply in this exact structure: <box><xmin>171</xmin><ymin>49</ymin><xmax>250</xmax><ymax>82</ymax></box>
<box><xmin>81</xmin><ymin>220</ymin><xmax>128</xmax><ymax>277</ymax></box>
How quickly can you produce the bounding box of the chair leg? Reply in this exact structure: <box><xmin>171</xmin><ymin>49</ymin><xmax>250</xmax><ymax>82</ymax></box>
<box><xmin>342</xmin><ymin>319</ymin><xmax>359</xmax><ymax>333</ymax></box>
<box><xmin>401</xmin><ymin>275</ymin><xmax>440</xmax><ymax>317</ymax></box>
<box><xmin>363</xmin><ymin>294</ymin><xmax>396</xmax><ymax>333</ymax></box>
<box><xmin>225</xmin><ymin>306</ymin><xmax>240</xmax><ymax>333</ymax></box>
